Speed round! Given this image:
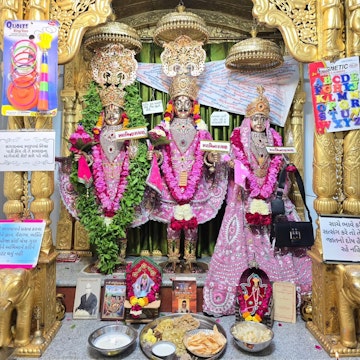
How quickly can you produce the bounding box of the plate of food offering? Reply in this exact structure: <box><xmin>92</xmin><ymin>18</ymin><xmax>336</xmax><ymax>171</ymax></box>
<box><xmin>140</xmin><ymin>313</ymin><xmax>227</xmax><ymax>360</ymax></box>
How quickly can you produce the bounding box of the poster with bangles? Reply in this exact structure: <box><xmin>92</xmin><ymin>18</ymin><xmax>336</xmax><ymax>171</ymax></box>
<box><xmin>2</xmin><ymin>20</ymin><xmax>59</xmax><ymax>116</ymax></box>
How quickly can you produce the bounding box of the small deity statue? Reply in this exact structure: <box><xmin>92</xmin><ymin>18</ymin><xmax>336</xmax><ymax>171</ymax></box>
<box><xmin>203</xmin><ymin>86</ymin><xmax>312</xmax><ymax>316</ymax></box>
<box><xmin>147</xmin><ymin>74</ymin><xmax>228</xmax><ymax>271</ymax></box>
<box><xmin>62</xmin><ymin>43</ymin><xmax>150</xmax><ymax>274</ymax></box>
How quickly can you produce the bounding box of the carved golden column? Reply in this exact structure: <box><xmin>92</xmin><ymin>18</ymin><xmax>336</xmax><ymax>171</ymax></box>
<box><xmin>55</xmin><ymin>89</ymin><xmax>77</xmax><ymax>251</ymax></box>
<box><xmin>25</xmin><ymin>0</ymin><xmax>49</xmax><ymax>20</ymax></box>
<box><xmin>56</xmin><ymin>52</ymin><xmax>92</xmax><ymax>253</ymax></box>
<box><xmin>3</xmin><ymin>117</ymin><xmax>25</xmax><ymax>220</ymax></box>
<box><xmin>29</xmin><ymin>118</ymin><xmax>55</xmax><ymax>255</ymax></box>
<box><xmin>0</xmin><ymin>0</ymin><xmax>22</xmax><ymax>48</ymax></box>
<box><xmin>343</xmin><ymin>130</ymin><xmax>360</xmax><ymax>213</ymax></box>
<box><xmin>319</xmin><ymin>0</ymin><xmax>345</xmax><ymax>60</ymax></box>
<box><xmin>284</xmin><ymin>67</ymin><xmax>306</xmax><ymax>219</ymax></box>
<box><xmin>346</xmin><ymin>0</ymin><xmax>360</xmax><ymax>56</ymax></box>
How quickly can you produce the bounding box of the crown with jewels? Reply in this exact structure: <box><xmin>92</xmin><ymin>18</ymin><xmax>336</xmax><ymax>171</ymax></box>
<box><xmin>169</xmin><ymin>74</ymin><xmax>198</xmax><ymax>100</ymax></box>
<box><xmin>246</xmin><ymin>85</ymin><xmax>270</xmax><ymax>118</ymax></box>
<box><xmin>161</xmin><ymin>35</ymin><xmax>206</xmax><ymax>77</ymax></box>
<box><xmin>90</xmin><ymin>43</ymin><xmax>137</xmax><ymax>108</ymax></box>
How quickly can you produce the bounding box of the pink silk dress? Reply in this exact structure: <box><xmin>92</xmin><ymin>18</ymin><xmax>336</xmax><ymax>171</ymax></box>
<box><xmin>203</xmin><ymin>118</ymin><xmax>312</xmax><ymax>316</ymax></box>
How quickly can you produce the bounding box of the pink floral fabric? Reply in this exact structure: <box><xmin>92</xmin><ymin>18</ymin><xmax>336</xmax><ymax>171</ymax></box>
<box><xmin>203</xmin><ymin>119</ymin><xmax>312</xmax><ymax>317</ymax></box>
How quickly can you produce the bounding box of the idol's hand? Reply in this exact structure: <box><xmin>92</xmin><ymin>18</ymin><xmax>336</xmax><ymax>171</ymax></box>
<box><xmin>146</xmin><ymin>150</ymin><xmax>154</xmax><ymax>161</ymax></box>
<box><xmin>207</xmin><ymin>152</ymin><xmax>219</xmax><ymax>163</ymax></box>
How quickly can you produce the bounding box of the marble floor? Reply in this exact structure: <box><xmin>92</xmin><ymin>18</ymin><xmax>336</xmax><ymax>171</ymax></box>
<box><xmin>5</xmin><ymin>312</ymin><xmax>359</xmax><ymax>360</ymax></box>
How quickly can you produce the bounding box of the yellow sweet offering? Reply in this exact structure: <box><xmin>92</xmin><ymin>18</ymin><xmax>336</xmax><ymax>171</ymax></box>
<box><xmin>143</xmin><ymin>329</ymin><xmax>157</xmax><ymax>344</ymax></box>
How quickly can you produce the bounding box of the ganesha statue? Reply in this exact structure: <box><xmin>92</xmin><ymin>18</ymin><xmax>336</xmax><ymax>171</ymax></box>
<box><xmin>0</xmin><ymin>269</ymin><xmax>34</xmax><ymax>348</ymax></box>
<box><xmin>335</xmin><ymin>264</ymin><xmax>360</xmax><ymax>348</ymax></box>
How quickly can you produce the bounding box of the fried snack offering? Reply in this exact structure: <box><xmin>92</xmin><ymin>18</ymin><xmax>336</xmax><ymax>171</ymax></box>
<box><xmin>185</xmin><ymin>325</ymin><xmax>227</xmax><ymax>356</ymax></box>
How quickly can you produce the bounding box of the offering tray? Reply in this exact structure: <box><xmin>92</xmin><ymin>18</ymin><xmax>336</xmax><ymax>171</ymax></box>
<box><xmin>140</xmin><ymin>313</ymin><xmax>227</xmax><ymax>360</ymax></box>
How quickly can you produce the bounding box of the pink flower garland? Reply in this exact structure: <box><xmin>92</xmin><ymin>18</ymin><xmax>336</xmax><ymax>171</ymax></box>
<box><xmin>92</xmin><ymin>144</ymin><xmax>130</xmax><ymax>217</ymax></box>
<box><xmin>161</xmin><ymin>131</ymin><xmax>206</xmax><ymax>205</ymax></box>
<box><xmin>231</xmin><ymin>127</ymin><xmax>283</xmax><ymax>199</ymax></box>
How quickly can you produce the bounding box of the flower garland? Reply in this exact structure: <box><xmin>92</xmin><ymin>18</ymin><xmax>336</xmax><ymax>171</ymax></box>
<box><xmin>238</xmin><ymin>284</ymin><xmax>272</xmax><ymax>322</ymax></box>
<box><xmin>161</xmin><ymin>131</ymin><xmax>205</xmax><ymax>205</ymax></box>
<box><xmin>91</xmin><ymin>143</ymin><xmax>130</xmax><ymax>217</ymax></box>
<box><xmin>126</xmin><ymin>264</ymin><xmax>161</xmax><ymax>318</ymax></box>
<box><xmin>231</xmin><ymin>127</ymin><xmax>283</xmax><ymax>200</ymax></box>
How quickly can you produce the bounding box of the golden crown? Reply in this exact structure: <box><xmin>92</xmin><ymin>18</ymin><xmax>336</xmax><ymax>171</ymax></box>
<box><xmin>169</xmin><ymin>74</ymin><xmax>198</xmax><ymax>100</ymax></box>
<box><xmin>161</xmin><ymin>35</ymin><xmax>206</xmax><ymax>77</ymax></box>
<box><xmin>90</xmin><ymin>43</ymin><xmax>137</xmax><ymax>108</ymax></box>
<box><xmin>99</xmin><ymin>86</ymin><xmax>126</xmax><ymax>108</ymax></box>
<box><xmin>246</xmin><ymin>85</ymin><xmax>270</xmax><ymax>118</ymax></box>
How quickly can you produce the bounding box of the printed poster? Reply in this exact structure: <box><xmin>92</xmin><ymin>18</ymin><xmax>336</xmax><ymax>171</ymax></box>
<box><xmin>308</xmin><ymin>56</ymin><xmax>360</xmax><ymax>134</ymax></box>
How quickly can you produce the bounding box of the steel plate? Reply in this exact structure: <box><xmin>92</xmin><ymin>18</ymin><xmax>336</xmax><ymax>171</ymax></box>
<box><xmin>140</xmin><ymin>313</ymin><xmax>227</xmax><ymax>360</ymax></box>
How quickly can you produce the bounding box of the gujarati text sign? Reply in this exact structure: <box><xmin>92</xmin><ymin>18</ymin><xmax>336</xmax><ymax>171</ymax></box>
<box><xmin>0</xmin><ymin>130</ymin><xmax>55</xmax><ymax>171</ymax></box>
<box><xmin>0</xmin><ymin>220</ymin><xmax>45</xmax><ymax>269</ymax></box>
<box><xmin>319</xmin><ymin>215</ymin><xmax>360</xmax><ymax>263</ymax></box>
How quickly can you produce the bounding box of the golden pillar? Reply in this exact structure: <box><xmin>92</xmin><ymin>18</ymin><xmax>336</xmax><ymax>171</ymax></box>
<box><xmin>343</xmin><ymin>130</ymin><xmax>360</xmax><ymax>214</ymax></box>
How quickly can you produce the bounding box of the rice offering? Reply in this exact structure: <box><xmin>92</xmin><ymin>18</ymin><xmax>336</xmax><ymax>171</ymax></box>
<box><xmin>231</xmin><ymin>322</ymin><xmax>273</xmax><ymax>343</ymax></box>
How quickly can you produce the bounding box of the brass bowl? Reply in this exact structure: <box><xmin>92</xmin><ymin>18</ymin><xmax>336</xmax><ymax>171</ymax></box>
<box><xmin>230</xmin><ymin>321</ymin><xmax>274</xmax><ymax>353</ymax></box>
<box><xmin>88</xmin><ymin>324</ymin><xmax>137</xmax><ymax>356</ymax></box>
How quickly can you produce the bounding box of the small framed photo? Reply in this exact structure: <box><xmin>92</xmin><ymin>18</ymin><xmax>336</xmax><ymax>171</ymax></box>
<box><xmin>73</xmin><ymin>277</ymin><xmax>101</xmax><ymax>319</ymax></box>
<box><xmin>101</xmin><ymin>278</ymin><xmax>126</xmax><ymax>320</ymax></box>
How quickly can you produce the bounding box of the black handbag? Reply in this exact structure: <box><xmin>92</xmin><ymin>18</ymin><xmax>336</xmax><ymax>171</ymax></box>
<box><xmin>272</xmin><ymin>164</ymin><xmax>315</xmax><ymax>248</ymax></box>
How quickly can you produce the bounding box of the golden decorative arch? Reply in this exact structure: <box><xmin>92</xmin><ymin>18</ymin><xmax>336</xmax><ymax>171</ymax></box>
<box><xmin>1</xmin><ymin>1</ymin><xmax>360</xmax><ymax>357</ymax></box>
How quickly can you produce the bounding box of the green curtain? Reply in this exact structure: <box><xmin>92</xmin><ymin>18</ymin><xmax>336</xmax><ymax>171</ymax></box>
<box><xmin>127</xmin><ymin>42</ymin><xmax>279</xmax><ymax>257</ymax></box>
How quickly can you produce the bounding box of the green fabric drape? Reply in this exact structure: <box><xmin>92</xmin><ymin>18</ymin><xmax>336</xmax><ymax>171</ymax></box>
<box><xmin>127</xmin><ymin>42</ymin><xmax>245</xmax><ymax>257</ymax></box>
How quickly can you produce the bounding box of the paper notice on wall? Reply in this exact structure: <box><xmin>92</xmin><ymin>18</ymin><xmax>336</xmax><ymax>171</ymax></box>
<box><xmin>0</xmin><ymin>130</ymin><xmax>55</xmax><ymax>171</ymax></box>
<box><xmin>319</xmin><ymin>215</ymin><xmax>360</xmax><ymax>263</ymax></box>
<box><xmin>0</xmin><ymin>220</ymin><xmax>45</xmax><ymax>269</ymax></box>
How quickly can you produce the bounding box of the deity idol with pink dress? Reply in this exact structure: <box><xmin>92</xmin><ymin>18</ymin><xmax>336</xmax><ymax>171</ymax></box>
<box><xmin>203</xmin><ymin>86</ymin><xmax>312</xmax><ymax>316</ymax></box>
<box><xmin>147</xmin><ymin>74</ymin><xmax>228</xmax><ymax>270</ymax></box>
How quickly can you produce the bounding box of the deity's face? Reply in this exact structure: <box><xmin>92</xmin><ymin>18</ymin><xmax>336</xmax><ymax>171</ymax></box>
<box><xmin>104</xmin><ymin>104</ymin><xmax>123</xmax><ymax>126</ymax></box>
<box><xmin>250</xmin><ymin>114</ymin><xmax>267</xmax><ymax>133</ymax></box>
<box><xmin>173</xmin><ymin>95</ymin><xmax>193</xmax><ymax>119</ymax></box>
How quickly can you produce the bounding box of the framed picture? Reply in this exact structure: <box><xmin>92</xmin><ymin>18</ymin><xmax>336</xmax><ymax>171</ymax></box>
<box><xmin>73</xmin><ymin>277</ymin><xmax>101</xmax><ymax>320</ymax></box>
<box><xmin>101</xmin><ymin>278</ymin><xmax>126</xmax><ymax>320</ymax></box>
